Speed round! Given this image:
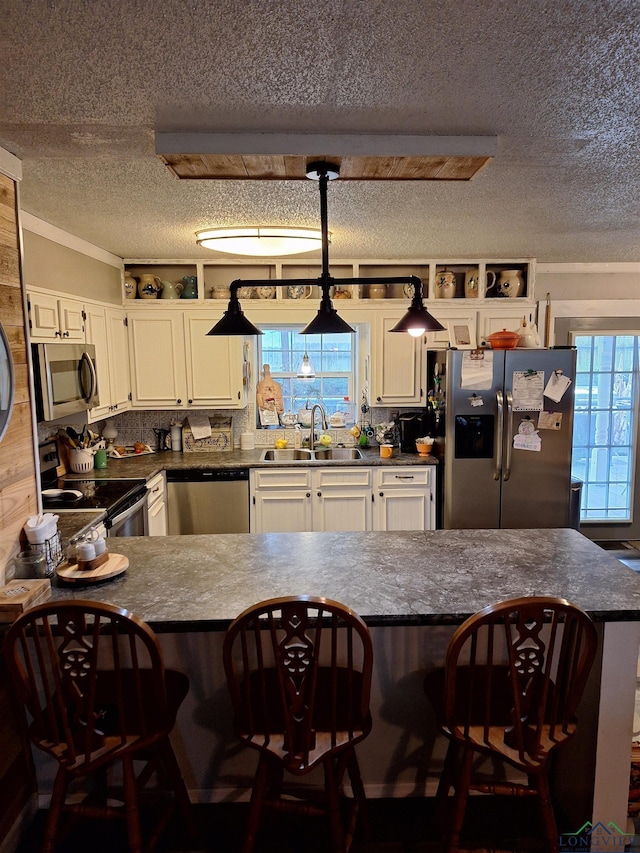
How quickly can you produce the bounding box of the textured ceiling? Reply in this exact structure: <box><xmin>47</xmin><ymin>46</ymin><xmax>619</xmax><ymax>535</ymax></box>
<box><xmin>1</xmin><ymin>0</ymin><xmax>639</xmax><ymax>263</ymax></box>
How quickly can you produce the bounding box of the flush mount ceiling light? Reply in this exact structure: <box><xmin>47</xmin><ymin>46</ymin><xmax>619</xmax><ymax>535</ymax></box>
<box><xmin>207</xmin><ymin>160</ymin><xmax>445</xmax><ymax>338</ymax></box>
<box><xmin>195</xmin><ymin>226</ymin><xmax>324</xmax><ymax>257</ymax></box>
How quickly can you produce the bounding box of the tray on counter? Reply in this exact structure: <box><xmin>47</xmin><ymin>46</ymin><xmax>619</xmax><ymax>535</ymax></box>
<box><xmin>109</xmin><ymin>446</ymin><xmax>156</xmax><ymax>459</ymax></box>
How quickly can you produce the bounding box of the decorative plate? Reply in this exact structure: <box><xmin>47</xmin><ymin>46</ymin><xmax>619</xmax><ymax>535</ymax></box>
<box><xmin>256</xmin><ymin>286</ymin><xmax>275</xmax><ymax>299</ymax></box>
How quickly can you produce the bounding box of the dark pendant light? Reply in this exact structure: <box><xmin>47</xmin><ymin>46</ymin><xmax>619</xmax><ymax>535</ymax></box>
<box><xmin>207</xmin><ymin>160</ymin><xmax>444</xmax><ymax>337</ymax></box>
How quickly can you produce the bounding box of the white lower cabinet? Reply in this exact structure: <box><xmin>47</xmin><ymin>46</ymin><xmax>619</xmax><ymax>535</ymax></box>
<box><xmin>373</xmin><ymin>467</ymin><xmax>435</xmax><ymax>531</ymax></box>
<box><xmin>312</xmin><ymin>468</ymin><xmax>373</xmax><ymax>532</ymax></box>
<box><xmin>250</xmin><ymin>468</ymin><xmax>313</xmax><ymax>533</ymax></box>
<box><xmin>146</xmin><ymin>471</ymin><xmax>167</xmax><ymax>536</ymax></box>
<box><xmin>250</xmin><ymin>465</ymin><xmax>435</xmax><ymax>533</ymax></box>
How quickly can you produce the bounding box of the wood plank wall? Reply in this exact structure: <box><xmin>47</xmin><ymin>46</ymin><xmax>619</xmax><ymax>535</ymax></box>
<box><xmin>0</xmin><ymin>172</ymin><xmax>38</xmax><ymax>586</ymax></box>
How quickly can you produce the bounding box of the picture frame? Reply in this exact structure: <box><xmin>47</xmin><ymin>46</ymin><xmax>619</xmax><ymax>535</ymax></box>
<box><xmin>448</xmin><ymin>320</ymin><xmax>477</xmax><ymax>350</ymax></box>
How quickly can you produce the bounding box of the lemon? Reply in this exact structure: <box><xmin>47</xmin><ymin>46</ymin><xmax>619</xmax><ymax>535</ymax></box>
<box><xmin>275</xmin><ymin>439</ymin><xmax>288</xmax><ymax>449</ymax></box>
<box><xmin>318</xmin><ymin>434</ymin><xmax>332</xmax><ymax>446</ymax></box>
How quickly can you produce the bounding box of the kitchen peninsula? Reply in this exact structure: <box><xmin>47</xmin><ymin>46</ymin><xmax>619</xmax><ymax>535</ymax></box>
<box><xmin>43</xmin><ymin>526</ymin><xmax>640</xmax><ymax>845</ymax></box>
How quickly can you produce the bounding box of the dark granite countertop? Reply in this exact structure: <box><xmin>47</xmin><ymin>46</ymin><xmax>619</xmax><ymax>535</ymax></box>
<box><xmin>49</xmin><ymin>528</ymin><xmax>640</xmax><ymax>631</ymax></box>
<box><xmin>62</xmin><ymin>447</ymin><xmax>437</xmax><ymax>483</ymax></box>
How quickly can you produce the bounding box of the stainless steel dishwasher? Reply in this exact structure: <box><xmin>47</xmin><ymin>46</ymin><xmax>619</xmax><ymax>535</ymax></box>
<box><xmin>166</xmin><ymin>469</ymin><xmax>250</xmax><ymax>534</ymax></box>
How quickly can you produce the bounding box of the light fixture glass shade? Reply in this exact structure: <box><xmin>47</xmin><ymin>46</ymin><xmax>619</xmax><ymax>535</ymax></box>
<box><xmin>196</xmin><ymin>227</ymin><xmax>325</xmax><ymax>257</ymax></box>
<box><xmin>296</xmin><ymin>352</ymin><xmax>316</xmax><ymax>379</ymax></box>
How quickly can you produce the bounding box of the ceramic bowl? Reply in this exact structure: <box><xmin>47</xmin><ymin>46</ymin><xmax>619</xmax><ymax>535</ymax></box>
<box><xmin>487</xmin><ymin>329</ymin><xmax>520</xmax><ymax>350</ymax></box>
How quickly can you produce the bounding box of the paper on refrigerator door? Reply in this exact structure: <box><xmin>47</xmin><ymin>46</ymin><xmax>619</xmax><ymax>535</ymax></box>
<box><xmin>460</xmin><ymin>351</ymin><xmax>494</xmax><ymax>389</ymax></box>
<box><xmin>544</xmin><ymin>371</ymin><xmax>572</xmax><ymax>402</ymax></box>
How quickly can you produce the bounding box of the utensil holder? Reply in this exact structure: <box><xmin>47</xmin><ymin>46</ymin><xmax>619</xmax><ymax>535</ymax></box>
<box><xmin>28</xmin><ymin>530</ymin><xmax>64</xmax><ymax>576</ymax></box>
<box><xmin>69</xmin><ymin>448</ymin><xmax>94</xmax><ymax>473</ymax></box>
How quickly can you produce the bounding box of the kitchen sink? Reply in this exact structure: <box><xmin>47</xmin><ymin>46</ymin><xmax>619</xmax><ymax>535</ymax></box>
<box><xmin>312</xmin><ymin>447</ymin><xmax>364</xmax><ymax>461</ymax></box>
<box><xmin>259</xmin><ymin>447</ymin><xmax>364</xmax><ymax>463</ymax></box>
<box><xmin>260</xmin><ymin>449</ymin><xmax>314</xmax><ymax>461</ymax></box>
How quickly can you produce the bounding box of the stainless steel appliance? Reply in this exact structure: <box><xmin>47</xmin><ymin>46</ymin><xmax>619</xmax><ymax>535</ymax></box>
<box><xmin>166</xmin><ymin>469</ymin><xmax>250</xmax><ymax>534</ymax></box>
<box><xmin>32</xmin><ymin>342</ymin><xmax>99</xmax><ymax>421</ymax></box>
<box><xmin>39</xmin><ymin>440</ymin><xmax>148</xmax><ymax>537</ymax></box>
<box><xmin>444</xmin><ymin>348</ymin><xmax>576</xmax><ymax>529</ymax></box>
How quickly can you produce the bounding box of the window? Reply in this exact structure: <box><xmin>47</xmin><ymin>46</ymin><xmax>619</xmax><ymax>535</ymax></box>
<box><xmin>571</xmin><ymin>333</ymin><xmax>639</xmax><ymax>522</ymax></box>
<box><xmin>257</xmin><ymin>327</ymin><xmax>355</xmax><ymax>423</ymax></box>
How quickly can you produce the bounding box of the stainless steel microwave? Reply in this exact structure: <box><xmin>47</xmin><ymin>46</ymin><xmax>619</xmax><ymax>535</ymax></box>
<box><xmin>32</xmin><ymin>343</ymin><xmax>99</xmax><ymax>421</ymax></box>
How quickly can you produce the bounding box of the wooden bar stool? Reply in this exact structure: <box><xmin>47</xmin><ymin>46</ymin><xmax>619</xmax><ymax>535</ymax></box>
<box><xmin>223</xmin><ymin>595</ymin><xmax>374</xmax><ymax>853</ymax></box>
<box><xmin>424</xmin><ymin>596</ymin><xmax>598</xmax><ymax>853</ymax></box>
<box><xmin>3</xmin><ymin>599</ymin><xmax>194</xmax><ymax>853</ymax></box>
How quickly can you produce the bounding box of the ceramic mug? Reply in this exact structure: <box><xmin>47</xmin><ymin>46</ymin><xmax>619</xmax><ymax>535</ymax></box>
<box><xmin>94</xmin><ymin>449</ymin><xmax>107</xmax><ymax>469</ymax></box>
<box><xmin>287</xmin><ymin>284</ymin><xmax>313</xmax><ymax>300</ymax></box>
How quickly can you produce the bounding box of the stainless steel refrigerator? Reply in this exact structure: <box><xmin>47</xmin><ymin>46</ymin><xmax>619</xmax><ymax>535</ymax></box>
<box><xmin>444</xmin><ymin>348</ymin><xmax>576</xmax><ymax>529</ymax></box>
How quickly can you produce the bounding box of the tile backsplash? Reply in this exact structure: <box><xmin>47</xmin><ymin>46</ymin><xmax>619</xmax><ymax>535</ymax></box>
<box><xmin>38</xmin><ymin>400</ymin><xmax>399</xmax><ymax>451</ymax></box>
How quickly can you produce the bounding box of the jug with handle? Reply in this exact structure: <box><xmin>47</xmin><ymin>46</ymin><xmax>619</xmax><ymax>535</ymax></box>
<box><xmin>137</xmin><ymin>274</ymin><xmax>161</xmax><ymax>299</ymax></box>
<box><xmin>286</xmin><ymin>284</ymin><xmax>313</xmax><ymax>300</ymax></box>
<box><xmin>497</xmin><ymin>269</ymin><xmax>525</xmax><ymax>298</ymax></box>
<box><xmin>434</xmin><ymin>269</ymin><xmax>456</xmax><ymax>299</ymax></box>
<box><xmin>159</xmin><ymin>279</ymin><xmax>184</xmax><ymax>300</ymax></box>
<box><xmin>180</xmin><ymin>276</ymin><xmax>198</xmax><ymax>299</ymax></box>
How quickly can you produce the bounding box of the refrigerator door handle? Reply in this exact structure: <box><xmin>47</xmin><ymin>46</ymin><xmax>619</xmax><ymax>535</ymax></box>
<box><xmin>504</xmin><ymin>390</ymin><xmax>514</xmax><ymax>481</ymax></box>
<box><xmin>494</xmin><ymin>390</ymin><xmax>504</xmax><ymax>480</ymax></box>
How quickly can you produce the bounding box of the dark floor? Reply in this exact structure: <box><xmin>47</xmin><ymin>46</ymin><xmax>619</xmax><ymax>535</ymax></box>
<box><xmin>16</xmin><ymin>797</ymin><xmax>548</xmax><ymax>852</ymax></box>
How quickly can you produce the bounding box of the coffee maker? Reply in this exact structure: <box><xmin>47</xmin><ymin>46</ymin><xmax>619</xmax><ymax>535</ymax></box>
<box><xmin>398</xmin><ymin>411</ymin><xmax>432</xmax><ymax>453</ymax></box>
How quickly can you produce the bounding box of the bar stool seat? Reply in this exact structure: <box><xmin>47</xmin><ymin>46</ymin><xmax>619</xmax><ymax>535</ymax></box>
<box><xmin>223</xmin><ymin>595</ymin><xmax>373</xmax><ymax>853</ymax></box>
<box><xmin>4</xmin><ymin>599</ymin><xmax>194</xmax><ymax>853</ymax></box>
<box><xmin>424</xmin><ymin>596</ymin><xmax>597</xmax><ymax>853</ymax></box>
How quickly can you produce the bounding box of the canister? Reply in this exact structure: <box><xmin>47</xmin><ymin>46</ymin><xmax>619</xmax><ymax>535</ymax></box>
<box><xmin>240</xmin><ymin>432</ymin><xmax>255</xmax><ymax>451</ymax></box>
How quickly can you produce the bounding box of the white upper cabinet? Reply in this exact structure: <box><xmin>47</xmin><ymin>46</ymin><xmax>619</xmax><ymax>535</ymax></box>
<box><xmin>128</xmin><ymin>309</ymin><xmax>247</xmax><ymax>409</ymax></box>
<box><xmin>28</xmin><ymin>291</ymin><xmax>85</xmax><ymax>342</ymax></box>
<box><xmin>84</xmin><ymin>305</ymin><xmax>132</xmax><ymax>422</ymax></box>
<box><xmin>370</xmin><ymin>313</ymin><xmax>423</xmax><ymax>407</ymax></box>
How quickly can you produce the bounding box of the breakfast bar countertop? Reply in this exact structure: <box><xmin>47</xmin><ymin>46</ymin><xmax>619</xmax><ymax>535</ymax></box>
<box><xmin>49</xmin><ymin>527</ymin><xmax>640</xmax><ymax>631</ymax></box>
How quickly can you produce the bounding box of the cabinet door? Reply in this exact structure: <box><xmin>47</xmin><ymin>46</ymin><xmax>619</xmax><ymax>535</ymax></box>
<box><xmin>128</xmin><ymin>311</ymin><xmax>187</xmax><ymax>408</ymax></box>
<box><xmin>147</xmin><ymin>496</ymin><xmax>167</xmax><ymax>536</ymax></box>
<box><xmin>477</xmin><ymin>307</ymin><xmax>536</xmax><ymax>347</ymax></box>
<box><xmin>58</xmin><ymin>298</ymin><xmax>85</xmax><ymax>340</ymax></box>
<box><xmin>426</xmin><ymin>307</ymin><xmax>478</xmax><ymax>350</ymax></box>
<box><xmin>312</xmin><ymin>468</ymin><xmax>373</xmax><ymax>532</ymax></box>
<box><xmin>375</xmin><ymin>488</ymin><xmax>434</xmax><ymax>530</ymax></box>
<box><xmin>312</xmin><ymin>489</ymin><xmax>372</xmax><ymax>531</ymax></box>
<box><xmin>371</xmin><ymin>313</ymin><xmax>423</xmax><ymax>406</ymax></box>
<box><xmin>183</xmin><ymin>313</ymin><xmax>246</xmax><ymax>408</ymax></box>
<box><xmin>251</xmin><ymin>490</ymin><xmax>313</xmax><ymax>532</ymax></box>
<box><xmin>106</xmin><ymin>308</ymin><xmax>131</xmax><ymax>412</ymax></box>
<box><xmin>84</xmin><ymin>304</ymin><xmax>112</xmax><ymax>421</ymax></box>
<box><xmin>28</xmin><ymin>292</ymin><xmax>62</xmax><ymax>340</ymax></box>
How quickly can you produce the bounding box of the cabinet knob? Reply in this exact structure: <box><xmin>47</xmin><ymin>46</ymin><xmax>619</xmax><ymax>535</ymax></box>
<box><xmin>317</xmin><ymin>491</ymin><xmax>322</xmax><ymax>497</ymax></box>
<box><xmin>376</xmin><ymin>396</ymin><xmax>382</xmax><ymax>402</ymax></box>
<box><xmin>188</xmin><ymin>399</ymin><xmax>193</xmax><ymax>405</ymax></box>
<box><xmin>176</xmin><ymin>399</ymin><xmax>182</xmax><ymax>405</ymax></box>
<box><xmin>63</xmin><ymin>330</ymin><xmax>70</xmax><ymax>337</ymax></box>
<box><xmin>379</xmin><ymin>492</ymin><xmax>384</xmax><ymax>497</ymax></box>
<box><xmin>55</xmin><ymin>330</ymin><xmax>61</xmax><ymax>337</ymax></box>
<box><xmin>306</xmin><ymin>492</ymin><xmax>311</xmax><ymax>498</ymax></box>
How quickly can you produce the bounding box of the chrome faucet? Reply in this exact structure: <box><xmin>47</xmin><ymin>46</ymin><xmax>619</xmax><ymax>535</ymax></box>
<box><xmin>310</xmin><ymin>404</ymin><xmax>328</xmax><ymax>447</ymax></box>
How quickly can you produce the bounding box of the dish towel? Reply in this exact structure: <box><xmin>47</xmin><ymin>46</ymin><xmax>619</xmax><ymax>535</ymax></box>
<box><xmin>187</xmin><ymin>414</ymin><xmax>212</xmax><ymax>441</ymax></box>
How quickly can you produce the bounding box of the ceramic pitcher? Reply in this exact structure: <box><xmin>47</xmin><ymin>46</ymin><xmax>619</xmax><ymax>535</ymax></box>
<box><xmin>287</xmin><ymin>284</ymin><xmax>313</xmax><ymax>299</ymax></box>
<box><xmin>434</xmin><ymin>270</ymin><xmax>456</xmax><ymax>299</ymax></box>
<box><xmin>124</xmin><ymin>272</ymin><xmax>137</xmax><ymax>300</ymax></box>
<box><xmin>180</xmin><ymin>276</ymin><xmax>198</xmax><ymax>299</ymax></box>
<box><xmin>497</xmin><ymin>269</ymin><xmax>525</xmax><ymax>298</ymax></box>
<box><xmin>159</xmin><ymin>280</ymin><xmax>184</xmax><ymax>300</ymax></box>
<box><xmin>137</xmin><ymin>274</ymin><xmax>161</xmax><ymax>299</ymax></box>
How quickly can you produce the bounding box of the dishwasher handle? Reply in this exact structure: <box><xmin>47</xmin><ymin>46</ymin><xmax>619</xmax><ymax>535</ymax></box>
<box><xmin>166</xmin><ymin>468</ymin><xmax>249</xmax><ymax>482</ymax></box>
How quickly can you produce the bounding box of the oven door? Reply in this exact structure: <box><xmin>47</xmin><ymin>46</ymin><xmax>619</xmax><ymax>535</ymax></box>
<box><xmin>106</xmin><ymin>490</ymin><xmax>148</xmax><ymax>537</ymax></box>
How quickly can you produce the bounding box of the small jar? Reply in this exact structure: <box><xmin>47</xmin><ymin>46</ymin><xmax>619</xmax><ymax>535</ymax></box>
<box><xmin>368</xmin><ymin>284</ymin><xmax>387</xmax><ymax>299</ymax></box>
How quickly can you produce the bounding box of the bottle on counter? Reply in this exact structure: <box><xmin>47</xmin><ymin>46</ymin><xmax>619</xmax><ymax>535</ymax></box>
<box><xmin>170</xmin><ymin>421</ymin><xmax>182</xmax><ymax>452</ymax></box>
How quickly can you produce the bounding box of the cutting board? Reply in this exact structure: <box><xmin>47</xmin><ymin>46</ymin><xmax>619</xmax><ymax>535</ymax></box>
<box><xmin>57</xmin><ymin>553</ymin><xmax>129</xmax><ymax>584</ymax></box>
<box><xmin>0</xmin><ymin>579</ymin><xmax>52</xmax><ymax>620</ymax></box>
